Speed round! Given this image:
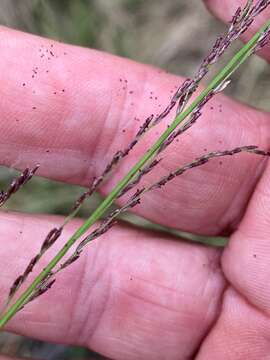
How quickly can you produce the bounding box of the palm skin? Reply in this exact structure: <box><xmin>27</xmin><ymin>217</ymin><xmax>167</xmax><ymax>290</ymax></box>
<box><xmin>0</xmin><ymin>1</ymin><xmax>269</xmax><ymax>359</ymax></box>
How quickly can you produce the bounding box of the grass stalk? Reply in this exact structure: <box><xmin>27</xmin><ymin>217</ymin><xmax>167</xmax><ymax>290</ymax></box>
<box><xmin>0</xmin><ymin>19</ymin><xmax>269</xmax><ymax>329</ymax></box>
<box><xmin>3</xmin><ymin>1</ymin><xmax>266</xmax><ymax>306</ymax></box>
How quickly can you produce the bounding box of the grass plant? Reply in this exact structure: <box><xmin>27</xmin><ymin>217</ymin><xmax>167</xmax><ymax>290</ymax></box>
<box><xmin>0</xmin><ymin>0</ymin><xmax>269</xmax><ymax>330</ymax></box>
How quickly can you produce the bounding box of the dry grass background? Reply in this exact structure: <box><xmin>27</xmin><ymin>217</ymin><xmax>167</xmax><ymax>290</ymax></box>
<box><xmin>0</xmin><ymin>0</ymin><xmax>269</xmax><ymax>359</ymax></box>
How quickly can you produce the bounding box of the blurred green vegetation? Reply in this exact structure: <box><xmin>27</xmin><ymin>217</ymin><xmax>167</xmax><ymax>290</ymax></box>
<box><xmin>31</xmin><ymin>0</ymin><xmax>105</xmax><ymax>48</ymax></box>
<box><xmin>0</xmin><ymin>0</ymin><xmax>269</xmax><ymax>359</ymax></box>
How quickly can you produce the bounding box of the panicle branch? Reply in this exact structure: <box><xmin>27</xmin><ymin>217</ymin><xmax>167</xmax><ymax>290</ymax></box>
<box><xmin>0</xmin><ymin>166</ymin><xmax>39</xmax><ymax>207</ymax></box>
<box><xmin>6</xmin><ymin>227</ymin><xmax>62</xmax><ymax>308</ymax></box>
<box><xmin>36</xmin><ymin>144</ymin><xmax>270</xmax><ymax>294</ymax></box>
<box><xmin>254</xmin><ymin>24</ymin><xmax>270</xmax><ymax>51</ymax></box>
<box><xmin>149</xmin><ymin>146</ymin><xmax>270</xmax><ymax>191</ymax></box>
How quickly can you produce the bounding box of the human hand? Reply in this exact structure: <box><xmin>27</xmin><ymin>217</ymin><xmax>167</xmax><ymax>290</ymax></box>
<box><xmin>0</xmin><ymin>1</ymin><xmax>270</xmax><ymax>359</ymax></box>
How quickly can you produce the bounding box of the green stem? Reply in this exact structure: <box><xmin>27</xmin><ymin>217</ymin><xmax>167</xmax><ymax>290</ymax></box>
<box><xmin>0</xmin><ymin>19</ymin><xmax>269</xmax><ymax>329</ymax></box>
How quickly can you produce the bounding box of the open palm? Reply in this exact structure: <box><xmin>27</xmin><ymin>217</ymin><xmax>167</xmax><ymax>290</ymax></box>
<box><xmin>0</xmin><ymin>1</ymin><xmax>270</xmax><ymax>359</ymax></box>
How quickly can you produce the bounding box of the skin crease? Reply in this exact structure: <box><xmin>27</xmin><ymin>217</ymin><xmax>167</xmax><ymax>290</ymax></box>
<box><xmin>0</xmin><ymin>1</ymin><xmax>269</xmax><ymax>359</ymax></box>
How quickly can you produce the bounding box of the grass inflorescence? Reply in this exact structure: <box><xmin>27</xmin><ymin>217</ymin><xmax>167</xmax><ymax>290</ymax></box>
<box><xmin>0</xmin><ymin>0</ymin><xmax>269</xmax><ymax>329</ymax></box>
<box><xmin>0</xmin><ymin>166</ymin><xmax>39</xmax><ymax>208</ymax></box>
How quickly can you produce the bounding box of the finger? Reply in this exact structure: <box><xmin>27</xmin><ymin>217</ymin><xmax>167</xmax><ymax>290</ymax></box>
<box><xmin>196</xmin><ymin>288</ymin><xmax>270</xmax><ymax>359</ymax></box>
<box><xmin>220</xmin><ymin>161</ymin><xmax>270</xmax><ymax>315</ymax></box>
<box><xmin>204</xmin><ymin>0</ymin><xmax>270</xmax><ymax>62</ymax></box>
<box><xmin>0</xmin><ymin>212</ymin><xmax>225</xmax><ymax>360</ymax></box>
<box><xmin>0</xmin><ymin>27</ymin><xmax>269</xmax><ymax>235</ymax></box>
<box><xmin>196</xmin><ymin>161</ymin><xmax>270</xmax><ymax>358</ymax></box>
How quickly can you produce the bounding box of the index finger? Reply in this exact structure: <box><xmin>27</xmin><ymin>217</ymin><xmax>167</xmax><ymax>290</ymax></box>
<box><xmin>0</xmin><ymin>26</ymin><xmax>269</xmax><ymax>235</ymax></box>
